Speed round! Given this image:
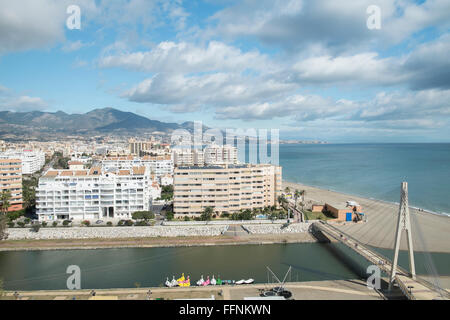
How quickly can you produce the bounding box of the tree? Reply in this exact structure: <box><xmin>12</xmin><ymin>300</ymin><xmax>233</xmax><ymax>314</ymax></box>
<box><xmin>132</xmin><ymin>211</ymin><xmax>155</xmax><ymax>221</ymax></box>
<box><xmin>201</xmin><ymin>207</ymin><xmax>213</xmax><ymax>221</ymax></box>
<box><xmin>294</xmin><ymin>190</ymin><xmax>301</xmax><ymax>210</ymax></box>
<box><xmin>166</xmin><ymin>211</ymin><xmax>174</xmax><ymax>221</ymax></box>
<box><xmin>0</xmin><ymin>190</ymin><xmax>11</xmax><ymax>214</ymax></box>
<box><xmin>0</xmin><ymin>215</ymin><xmax>8</xmax><ymax>240</ymax></box>
<box><xmin>284</xmin><ymin>186</ymin><xmax>290</xmax><ymax>194</ymax></box>
<box><xmin>22</xmin><ymin>177</ymin><xmax>38</xmax><ymax>210</ymax></box>
<box><xmin>300</xmin><ymin>190</ymin><xmax>306</xmax><ymax>211</ymax></box>
<box><xmin>31</xmin><ymin>223</ymin><xmax>41</xmax><ymax>233</ymax></box>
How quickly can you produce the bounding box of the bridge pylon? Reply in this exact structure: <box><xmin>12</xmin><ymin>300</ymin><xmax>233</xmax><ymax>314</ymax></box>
<box><xmin>389</xmin><ymin>182</ymin><xmax>416</xmax><ymax>291</ymax></box>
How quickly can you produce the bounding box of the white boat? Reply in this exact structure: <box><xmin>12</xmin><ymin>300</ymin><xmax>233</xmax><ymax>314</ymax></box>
<box><xmin>210</xmin><ymin>275</ymin><xmax>217</xmax><ymax>286</ymax></box>
<box><xmin>235</xmin><ymin>279</ymin><xmax>245</xmax><ymax>285</ymax></box>
<box><xmin>165</xmin><ymin>277</ymin><xmax>172</xmax><ymax>287</ymax></box>
<box><xmin>196</xmin><ymin>275</ymin><xmax>204</xmax><ymax>286</ymax></box>
<box><xmin>244</xmin><ymin>278</ymin><xmax>254</xmax><ymax>284</ymax></box>
<box><xmin>170</xmin><ymin>276</ymin><xmax>178</xmax><ymax>287</ymax></box>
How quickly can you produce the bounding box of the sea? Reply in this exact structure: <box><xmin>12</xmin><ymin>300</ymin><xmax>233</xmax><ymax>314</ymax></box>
<box><xmin>278</xmin><ymin>143</ymin><xmax>450</xmax><ymax>216</ymax></box>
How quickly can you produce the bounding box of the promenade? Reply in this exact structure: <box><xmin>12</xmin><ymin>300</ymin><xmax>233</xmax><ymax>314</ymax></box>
<box><xmin>1</xmin><ymin>279</ymin><xmax>384</xmax><ymax>300</ymax></box>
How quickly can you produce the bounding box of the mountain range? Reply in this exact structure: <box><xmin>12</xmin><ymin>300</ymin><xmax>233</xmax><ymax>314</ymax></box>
<box><xmin>0</xmin><ymin>108</ymin><xmax>198</xmax><ymax>140</ymax></box>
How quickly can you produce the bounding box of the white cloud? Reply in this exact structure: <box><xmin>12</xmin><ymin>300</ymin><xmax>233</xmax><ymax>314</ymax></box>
<box><xmin>100</xmin><ymin>41</ymin><xmax>272</xmax><ymax>73</ymax></box>
<box><xmin>124</xmin><ymin>72</ymin><xmax>295</xmax><ymax>111</ymax></box>
<box><xmin>208</xmin><ymin>0</ymin><xmax>450</xmax><ymax>53</ymax></box>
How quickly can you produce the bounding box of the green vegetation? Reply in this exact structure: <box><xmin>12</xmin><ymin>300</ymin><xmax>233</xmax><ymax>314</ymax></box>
<box><xmin>17</xmin><ymin>221</ymin><xmax>25</xmax><ymax>228</ymax></box>
<box><xmin>62</xmin><ymin>220</ymin><xmax>71</xmax><ymax>226</ymax></box>
<box><xmin>0</xmin><ymin>190</ymin><xmax>11</xmax><ymax>214</ymax></box>
<box><xmin>200</xmin><ymin>207</ymin><xmax>213</xmax><ymax>221</ymax></box>
<box><xmin>53</xmin><ymin>152</ymin><xmax>70</xmax><ymax>169</ymax></box>
<box><xmin>166</xmin><ymin>211</ymin><xmax>174</xmax><ymax>221</ymax></box>
<box><xmin>22</xmin><ymin>176</ymin><xmax>38</xmax><ymax>211</ymax></box>
<box><xmin>5</xmin><ymin>210</ymin><xmax>25</xmax><ymax>222</ymax></box>
<box><xmin>81</xmin><ymin>220</ymin><xmax>91</xmax><ymax>227</ymax></box>
<box><xmin>31</xmin><ymin>223</ymin><xmax>41</xmax><ymax>233</ymax></box>
<box><xmin>132</xmin><ymin>211</ymin><xmax>155</xmax><ymax>221</ymax></box>
<box><xmin>157</xmin><ymin>185</ymin><xmax>173</xmax><ymax>201</ymax></box>
<box><xmin>118</xmin><ymin>220</ymin><xmax>134</xmax><ymax>227</ymax></box>
<box><xmin>52</xmin><ymin>221</ymin><xmax>58</xmax><ymax>227</ymax></box>
<box><xmin>41</xmin><ymin>222</ymin><xmax>47</xmax><ymax>227</ymax></box>
<box><xmin>0</xmin><ymin>215</ymin><xmax>8</xmax><ymax>240</ymax></box>
<box><xmin>184</xmin><ymin>216</ymin><xmax>191</xmax><ymax>221</ymax></box>
<box><xmin>106</xmin><ymin>221</ymin><xmax>113</xmax><ymax>226</ymax></box>
<box><xmin>303</xmin><ymin>210</ymin><xmax>335</xmax><ymax>221</ymax></box>
<box><xmin>135</xmin><ymin>220</ymin><xmax>149</xmax><ymax>226</ymax></box>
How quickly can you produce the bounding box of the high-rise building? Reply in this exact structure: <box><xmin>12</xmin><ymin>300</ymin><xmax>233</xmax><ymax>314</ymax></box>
<box><xmin>172</xmin><ymin>144</ymin><xmax>238</xmax><ymax>167</ymax></box>
<box><xmin>173</xmin><ymin>164</ymin><xmax>282</xmax><ymax>217</ymax></box>
<box><xmin>0</xmin><ymin>150</ymin><xmax>45</xmax><ymax>174</ymax></box>
<box><xmin>0</xmin><ymin>158</ymin><xmax>22</xmax><ymax>212</ymax></box>
<box><xmin>100</xmin><ymin>155</ymin><xmax>173</xmax><ymax>178</ymax></box>
<box><xmin>36</xmin><ymin>166</ymin><xmax>160</xmax><ymax>221</ymax></box>
<box><xmin>204</xmin><ymin>144</ymin><xmax>238</xmax><ymax>165</ymax></box>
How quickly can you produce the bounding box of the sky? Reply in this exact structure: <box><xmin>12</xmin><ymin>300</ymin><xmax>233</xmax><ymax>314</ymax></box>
<box><xmin>0</xmin><ymin>0</ymin><xmax>449</xmax><ymax>143</ymax></box>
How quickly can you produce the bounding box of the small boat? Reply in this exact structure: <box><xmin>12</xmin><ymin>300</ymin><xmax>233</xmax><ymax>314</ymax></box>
<box><xmin>177</xmin><ymin>273</ymin><xmax>185</xmax><ymax>286</ymax></box>
<box><xmin>210</xmin><ymin>275</ymin><xmax>217</xmax><ymax>286</ymax></box>
<box><xmin>202</xmin><ymin>276</ymin><xmax>210</xmax><ymax>286</ymax></box>
<box><xmin>235</xmin><ymin>279</ymin><xmax>245</xmax><ymax>285</ymax></box>
<box><xmin>216</xmin><ymin>276</ymin><xmax>222</xmax><ymax>286</ymax></box>
<box><xmin>165</xmin><ymin>277</ymin><xmax>172</xmax><ymax>287</ymax></box>
<box><xmin>170</xmin><ymin>276</ymin><xmax>178</xmax><ymax>287</ymax></box>
<box><xmin>244</xmin><ymin>278</ymin><xmax>254</xmax><ymax>284</ymax></box>
<box><xmin>196</xmin><ymin>275</ymin><xmax>204</xmax><ymax>286</ymax></box>
<box><xmin>179</xmin><ymin>276</ymin><xmax>191</xmax><ymax>287</ymax></box>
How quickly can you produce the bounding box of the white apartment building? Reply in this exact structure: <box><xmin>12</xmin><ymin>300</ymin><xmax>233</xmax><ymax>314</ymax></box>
<box><xmin>0</xmin><ymin>150</ymin><xmax>45</xmax><ymax>175</ymax></box>
<box><xmin>204</xmin><ymin>144</ymin><xmax>238</xmax><ymax>165</ymax></box>
<box><xmin>36</xmin><ymin>166</ymin><xmax>159</xmax><ymax>221</ymax></box>
<box><xmin>172</xmin><ymin>145</ymin><xmax>238</xmax><ymax>167</ymax></box>
<box><xmin>100</xmin><ymin>155</ymin><xmax>173</xmax><ymax>178</ymax></box>
<box><xmin>173</xmin><ymin>164</ymin><xmax>282</xmax><ymax>217</ymax></box>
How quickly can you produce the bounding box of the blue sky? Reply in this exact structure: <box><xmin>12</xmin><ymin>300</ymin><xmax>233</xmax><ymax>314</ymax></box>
<box><xmin>0</xmin><ymin>0</ymin><xmax>449</xmax><ymax>142</ymax></box>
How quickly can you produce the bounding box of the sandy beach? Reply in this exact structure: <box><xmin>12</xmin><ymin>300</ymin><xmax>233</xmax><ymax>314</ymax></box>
<box><xmin>283</xmin><ymin>181</ymin><xmax>450</xmax><ymax>253</ymax></box>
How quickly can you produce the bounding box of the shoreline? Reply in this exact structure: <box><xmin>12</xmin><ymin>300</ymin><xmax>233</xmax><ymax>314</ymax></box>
<box><xmin>283</xmin><ymin>179</ymin><xmax>450</xmax><ymax>218</ymax></box>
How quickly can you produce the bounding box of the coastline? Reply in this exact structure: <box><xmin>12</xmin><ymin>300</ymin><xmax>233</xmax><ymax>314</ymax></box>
<box><xmin>284</xmin><ymin>179</ymin><xmax>449</xmax><ymax>218</ymax></box>
<box><xmin>282</xmin><ymin>180</ymin><xmax>450</xmax><ymax>253</ymax></box>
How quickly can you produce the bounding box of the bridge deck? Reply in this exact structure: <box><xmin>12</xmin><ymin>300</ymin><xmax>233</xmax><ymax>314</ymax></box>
<box><xmin>313</xmin><ymin>221</ymin><xmax>448</xmax><ymax>300</ymax></box>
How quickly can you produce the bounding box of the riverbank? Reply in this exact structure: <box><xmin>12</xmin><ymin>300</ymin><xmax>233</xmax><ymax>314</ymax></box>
<box><xmin>0</xmin><ymin>232</ymin><xmax>317</xmax><ymax>252</ymax></box>
<box><xmin>283</xmin><ymin>181</ymin><xmax>450</xmax><ymax>253</ymax></box>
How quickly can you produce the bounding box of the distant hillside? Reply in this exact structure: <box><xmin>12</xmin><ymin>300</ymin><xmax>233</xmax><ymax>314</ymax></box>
<box><xmin>0</xmin><ymin>107</ymin><xmax>199</xmax><ymax>139</ymax></box>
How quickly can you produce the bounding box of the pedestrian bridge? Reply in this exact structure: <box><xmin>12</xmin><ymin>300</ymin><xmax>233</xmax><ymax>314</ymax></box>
<box><xmin>312</xmin><ymin>221</ymin><xmax>449</xmax><ymax>300</ymax></box>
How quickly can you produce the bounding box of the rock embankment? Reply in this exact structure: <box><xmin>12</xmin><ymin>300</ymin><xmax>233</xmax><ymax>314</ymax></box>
<box><xmin>243</xmin><ymin>223</ymin><xmax>311</xmax><ymax>234</ymax></box>
<box><xmin>7</xmin><ymin>226</ymin><xmax>228</xmax><ymax>240</ymax></box>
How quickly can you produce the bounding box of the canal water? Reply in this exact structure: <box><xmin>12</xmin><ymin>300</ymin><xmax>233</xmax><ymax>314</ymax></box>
<box><xmin>0</xmin><ymin>243</ymin><xmax>448</xmax><ymax>291</ymax></box>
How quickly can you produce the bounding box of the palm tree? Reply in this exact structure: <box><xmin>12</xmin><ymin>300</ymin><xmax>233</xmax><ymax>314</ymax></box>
<box><xmin>284</xmin><ymin>186</ymin><xmax>291</xmax><ymax>194</ymax></box>
<box><xmin>0</xmin><ymin>190</ymin><xmax>11</xmax><ymax>215</ymax></box>
<box><xmin>300</xmin><ymin>190</ymin><xmax>306</xmax><ymax>211</ymax></box>
<box><xmin>294</xmin><ymin>190</ymin><xmax>301</xmax><ymax>210</ymax></box>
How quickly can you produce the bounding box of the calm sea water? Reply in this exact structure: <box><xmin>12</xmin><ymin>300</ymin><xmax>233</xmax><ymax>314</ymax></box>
<box><xmin>279</xmin><ymin>143</ymin><xmax>450</xmax><ymax>215</ymax></box>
